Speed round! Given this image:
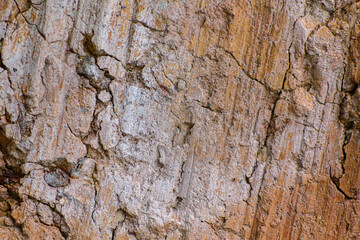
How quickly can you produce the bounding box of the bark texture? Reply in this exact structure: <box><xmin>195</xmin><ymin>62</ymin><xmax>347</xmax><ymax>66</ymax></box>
<box><xmin>0</xmin><ymin>0</ymin><xmax>360</xmax><ymax>239</ymax></box>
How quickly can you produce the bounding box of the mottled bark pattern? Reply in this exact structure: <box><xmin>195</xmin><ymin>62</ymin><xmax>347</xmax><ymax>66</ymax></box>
<box><xmin>0</xmin><ymin>0</ymin><xmax>360</xmax><ymax>239</ymax></box>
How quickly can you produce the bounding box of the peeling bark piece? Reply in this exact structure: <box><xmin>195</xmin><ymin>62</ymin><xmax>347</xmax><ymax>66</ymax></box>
<box><xmin>97</xmin><ymin>90</ymin><xmax>112</xmax><ymax>103</ymax></box>
<box><xmin>291</xmin><ymin>87</ymin><xmax>314</xmax><ymax>116</ymax></box>
<box><xmin>65</xmin><ymin>85</ymin><xmax>96</xmax><ymax>136</ymax></box>
<box><xmin>44</xmin><ymin>169</ymin><xmax>70</xmax><ymax>188</ymax></box>
<box><xmin>98</xmin><ymin>105</ymin><xmax>120</xmax><ymax>150</ymax></box>
<box><xmin>36</xmin><ymin>202</ymin><xmax>54</xmax><ymax>226</ymax></box>
<box><xmin>97</xmin><ymin>56</ymin><xmax>126</xmax><ymax>80</ymax></box>
<box><xmin>76</xmin><ymin>56</ymin><xmax>110</xmax><ymax>90</ymax></box>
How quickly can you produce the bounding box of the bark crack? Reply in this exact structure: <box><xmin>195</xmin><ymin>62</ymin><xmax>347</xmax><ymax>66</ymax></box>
<box><xmin>220</xmin><ymin>47</ymin><xmax>278</xmax><ymax>94</ymax></box>
<box><xmin>13</xmin><ymin>0</ymin><xmax>46</xmax><ymax>40</ymax></box>
<box><xmin>329</xmin><ymin>129</ymin><xmax>355</xmax><ymax>200</ymax></box>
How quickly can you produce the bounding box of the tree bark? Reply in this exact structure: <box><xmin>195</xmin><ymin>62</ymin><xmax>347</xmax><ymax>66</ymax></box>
<box><xmin>0</xmin><ymin>0</ymin><xmax>360</xmax><ymax>239</ymax></box>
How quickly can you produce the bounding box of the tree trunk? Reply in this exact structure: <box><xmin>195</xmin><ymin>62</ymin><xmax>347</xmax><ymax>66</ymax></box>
<box><xmin>0</xmin><ymin>0</ymin><xmax>359</xmax><ymax>239</ymax></box>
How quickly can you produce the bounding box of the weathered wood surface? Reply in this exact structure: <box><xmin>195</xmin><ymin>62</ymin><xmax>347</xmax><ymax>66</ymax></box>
<box><xmin>0</xmin><ymin>0</ymin><xmax>360</xmax><ymax>239</ymax></box>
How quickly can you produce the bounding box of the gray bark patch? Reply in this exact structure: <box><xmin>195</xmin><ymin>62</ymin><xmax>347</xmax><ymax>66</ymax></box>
<box><xmin>44</xmin><ymin>169</ymin><xmax>70</xmax><ymax>188</ymax></box>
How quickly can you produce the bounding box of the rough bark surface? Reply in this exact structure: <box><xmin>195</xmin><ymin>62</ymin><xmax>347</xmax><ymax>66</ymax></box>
<box><xmin>0</xmin><ymin>0</ymin><xmax>360</xmax><ymax>239</ymax></box>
